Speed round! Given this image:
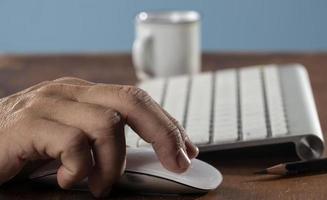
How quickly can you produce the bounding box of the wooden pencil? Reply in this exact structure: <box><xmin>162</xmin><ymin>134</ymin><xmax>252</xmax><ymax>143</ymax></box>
<box><xmin>255</xmin><ymin>158</ymin><xmax>327</xmax><ymax>175</ymax></box>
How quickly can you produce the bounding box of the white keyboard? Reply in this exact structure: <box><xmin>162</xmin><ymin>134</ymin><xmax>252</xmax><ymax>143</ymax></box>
<box><xmin>126</xmin><ymin>64</ymin><xmax>324</xmax><ymax>160</ymax></box>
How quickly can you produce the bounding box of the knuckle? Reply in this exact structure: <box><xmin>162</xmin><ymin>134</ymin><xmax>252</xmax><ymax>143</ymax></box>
<box><xmin>159</xmin><ymin>110</ymin><xmax>187</xmax><ymax>142</ymax></box>
<box><xmin>119</xmin><ymin>86</ymin><xmax>153</xmax><ymax>107</ymax></box>
<box><xmin>158</xmin><ymin>122</ymin><xmax>183</xmax><ymax>147</ymax></box>
<box><xmin>168</xmin><ymin>116</ymin><xmax>179</xmax><ymax>125</ymax></box>
<box><xmin>93</xmin><ymin>110</ymin><xmax>123</xmax><ymax>143</ymax></box>
<box><xmin>171</xmin><ymin>118</ymin><xmax>187</xmax><ymax>139</ymax></box>
<box><xmin>102</xmin><ymin>109</ymin><xmax>122</xmax><ymax>127</ymax></box>
<box><xmin>165</xmin><ymin>122</ymin><xmax>180</xmax><ymax>138</ymax></box>
<box><xmin>36</xmin><ymin>83</ymin><xmax>65</xmax><ymax>95</ymax></box>
<box><xmin>93</xmin><ymin>109</ymin><xmax>123</xmax><ymax>132</ymax></box>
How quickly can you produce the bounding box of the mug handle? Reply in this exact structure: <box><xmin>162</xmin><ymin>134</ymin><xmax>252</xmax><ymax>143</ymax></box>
<box><xmin>132</xmin><ymin>33</ymin><xmax>153</xmax><ymax>79</ymax></box>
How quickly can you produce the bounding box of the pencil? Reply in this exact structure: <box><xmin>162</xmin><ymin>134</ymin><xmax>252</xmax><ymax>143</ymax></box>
<box><xmin>255</xmin><ymin>158</ymin><xmax>327</xmax><ymax>175</ymax></box>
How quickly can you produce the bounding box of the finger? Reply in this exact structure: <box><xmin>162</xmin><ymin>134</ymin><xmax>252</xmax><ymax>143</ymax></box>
<box><xmin>31</xmin><ymin>97</ymin><xmax>126</xmax><ymax>197</ymax></box>
<box><xmin>37</xmin><ymin>83</ymin><xmax>190</xmax><ymax>172</ymax></box>
<box><xmin>160</xmin><ymin>108</ymin><xmax>199</xmax><ymax>159</ymax></box>
<box><xmin>54</xmin><ymin>77</ymin><xmax>199</xmax><ymax>159</ymax></box>
<box><xmin>29</xmin><ymin>118</ymin><xmax>93</xmax><ymax>189</ymax></box>
<box><xmin>88</xmin><ymin>112</ymin><xmax>126</xmax><ymax>197</ymax></box>
<box><xmin>51</xmin><ymin>77</ymin><xmax>191</xmax><ymax>169</ymax></box>
<box><xmin>0</xmin><ymin>137</ymin><xmax>27</xmax><ymax>184</ymax></box>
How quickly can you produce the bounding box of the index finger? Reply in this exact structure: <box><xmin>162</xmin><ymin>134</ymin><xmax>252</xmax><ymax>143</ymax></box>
<box><xmin>38</xmin><ymin>83</ymin><xmax>191</xmax><ymax>172</ymax></box>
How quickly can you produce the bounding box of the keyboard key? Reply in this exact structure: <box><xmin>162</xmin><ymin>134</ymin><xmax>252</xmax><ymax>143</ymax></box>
<box><xmin>185</xmin><ymin>73</ymin><xmax>212</xmax><ymax>144</ymax></box>
<box><xmin>263</xmin><ymin>66</ymin><xmax>288</xmax><ymax>136</ymax></box>
<box><xmin>213</xmin><ymin>69</ymin><xmax>239</xmax><ymax>143</ymax></box>
<box><xmin>240</xmin><ymin>67</ymin><xmax>267</xmax><ymax>140</ymax></box>
<box><xmin>163</xmin><ymin>76</ymin><xmax>189</xmax><ymax>125</ymax></box>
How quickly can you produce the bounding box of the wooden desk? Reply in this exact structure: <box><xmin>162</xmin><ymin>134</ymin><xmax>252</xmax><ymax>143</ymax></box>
<box><xmin>0</xmin><ymin>53</ymin><xmax>326</xmax><ymax>199</ymax></box>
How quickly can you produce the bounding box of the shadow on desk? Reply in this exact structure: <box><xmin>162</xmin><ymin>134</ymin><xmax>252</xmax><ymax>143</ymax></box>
<box><xmin>199</xmin><ymin>143</ymin><xmax>299</xmax><ymax>173</ymax></box>
<box><xmin>0</xmin><ymin>143</ymin><xmax>301</xmax><ymax>200</ymax></box>
<box><xmin>0</xmin><ymin>181</ymin><xmax>201</xmax><ymax>200</ymax></box>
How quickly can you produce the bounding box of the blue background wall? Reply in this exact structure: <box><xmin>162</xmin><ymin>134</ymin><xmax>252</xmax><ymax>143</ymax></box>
<box><xmin>0</xmin><ymin>0</ymin><xmax>326</xmax><ymax>53</ymax></box>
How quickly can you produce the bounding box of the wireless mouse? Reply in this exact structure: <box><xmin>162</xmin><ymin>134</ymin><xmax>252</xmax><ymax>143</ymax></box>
<box><xmin>29</xmin><ymin>148</ymin><xmax>223</xmax><ymax>194</ymax></box>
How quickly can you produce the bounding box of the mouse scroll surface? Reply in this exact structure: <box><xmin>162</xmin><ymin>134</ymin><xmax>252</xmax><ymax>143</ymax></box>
<box><xmin>124</xmin><ymin>148</ymin><xmax>222</xmax><ymax>191</ymax></box>
<box><xmin>29</xmin><ymin>148</ymin><xmax>223</xmax><ymax>194</ymax></box>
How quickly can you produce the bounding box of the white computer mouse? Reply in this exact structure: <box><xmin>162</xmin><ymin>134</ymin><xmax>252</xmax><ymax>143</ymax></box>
<box><xmin>29</xmin><ymin>148</ymin><xmax>222</xmax><ymax>194</ymax></box>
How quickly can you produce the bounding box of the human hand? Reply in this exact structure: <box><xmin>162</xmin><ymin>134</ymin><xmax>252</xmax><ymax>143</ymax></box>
<box><xmin>0</xmin><ymin>77</ymin><xmax>198</xmax><ymax>197</ymax></box>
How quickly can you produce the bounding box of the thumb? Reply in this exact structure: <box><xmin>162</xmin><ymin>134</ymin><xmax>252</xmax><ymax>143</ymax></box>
<box><xmin>0</xmin><ymin>143</ymin><xmax>26</xmax><ymax>184</ymax></box>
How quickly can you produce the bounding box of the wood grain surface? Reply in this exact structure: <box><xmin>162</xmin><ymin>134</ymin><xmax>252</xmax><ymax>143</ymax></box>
<box><xmin>0</xmin><ymin>53</ymin><xmax>326</xmax><ymax>200</ymax></box>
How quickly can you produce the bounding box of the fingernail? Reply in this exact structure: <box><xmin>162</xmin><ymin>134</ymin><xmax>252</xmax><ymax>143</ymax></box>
<box><xmin>177</xmin><ymin>148</ymin><xmax>191</xmax><ymax>170</ymax></box>
<box><xmin>185</xmin><ymin>137</ymin><xmax>199</xmax><ymax>158</ymax></box>
<box><xmin>192</xmin><ymin>145</ymin><xmax>199</xmax><ymax>157</ymax></box>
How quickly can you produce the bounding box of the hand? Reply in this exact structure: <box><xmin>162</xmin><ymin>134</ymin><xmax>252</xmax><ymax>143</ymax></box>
<box><xmin>0</xmin><ymin>77</ymin><xmax>198</xmax><ymax>197</ymax></box>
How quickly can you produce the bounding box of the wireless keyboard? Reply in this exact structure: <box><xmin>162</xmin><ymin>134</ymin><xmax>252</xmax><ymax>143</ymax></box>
<box><xmin>126</xmin><ymin>64</ymin><xmax>324</xmax><ymax>160</ymax></box>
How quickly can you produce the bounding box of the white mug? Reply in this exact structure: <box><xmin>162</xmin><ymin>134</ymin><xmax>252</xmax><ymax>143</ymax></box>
<box><xmin>133</xmin><ymin>11</ymin><xmax>201</xmax><ymax>80</ymax></box>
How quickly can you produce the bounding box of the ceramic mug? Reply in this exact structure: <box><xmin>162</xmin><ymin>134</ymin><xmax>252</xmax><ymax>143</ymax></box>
<box><xmin>133</xmin><ymin>11</ymin><xmax>201</xmax><ymax>80</ymax></box>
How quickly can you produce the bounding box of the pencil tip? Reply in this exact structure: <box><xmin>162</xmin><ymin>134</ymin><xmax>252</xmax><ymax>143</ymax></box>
<box><xmin>254</xmin><ymin>169</ymin><xmax>268</xmax><ymax>175</ymax></box>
